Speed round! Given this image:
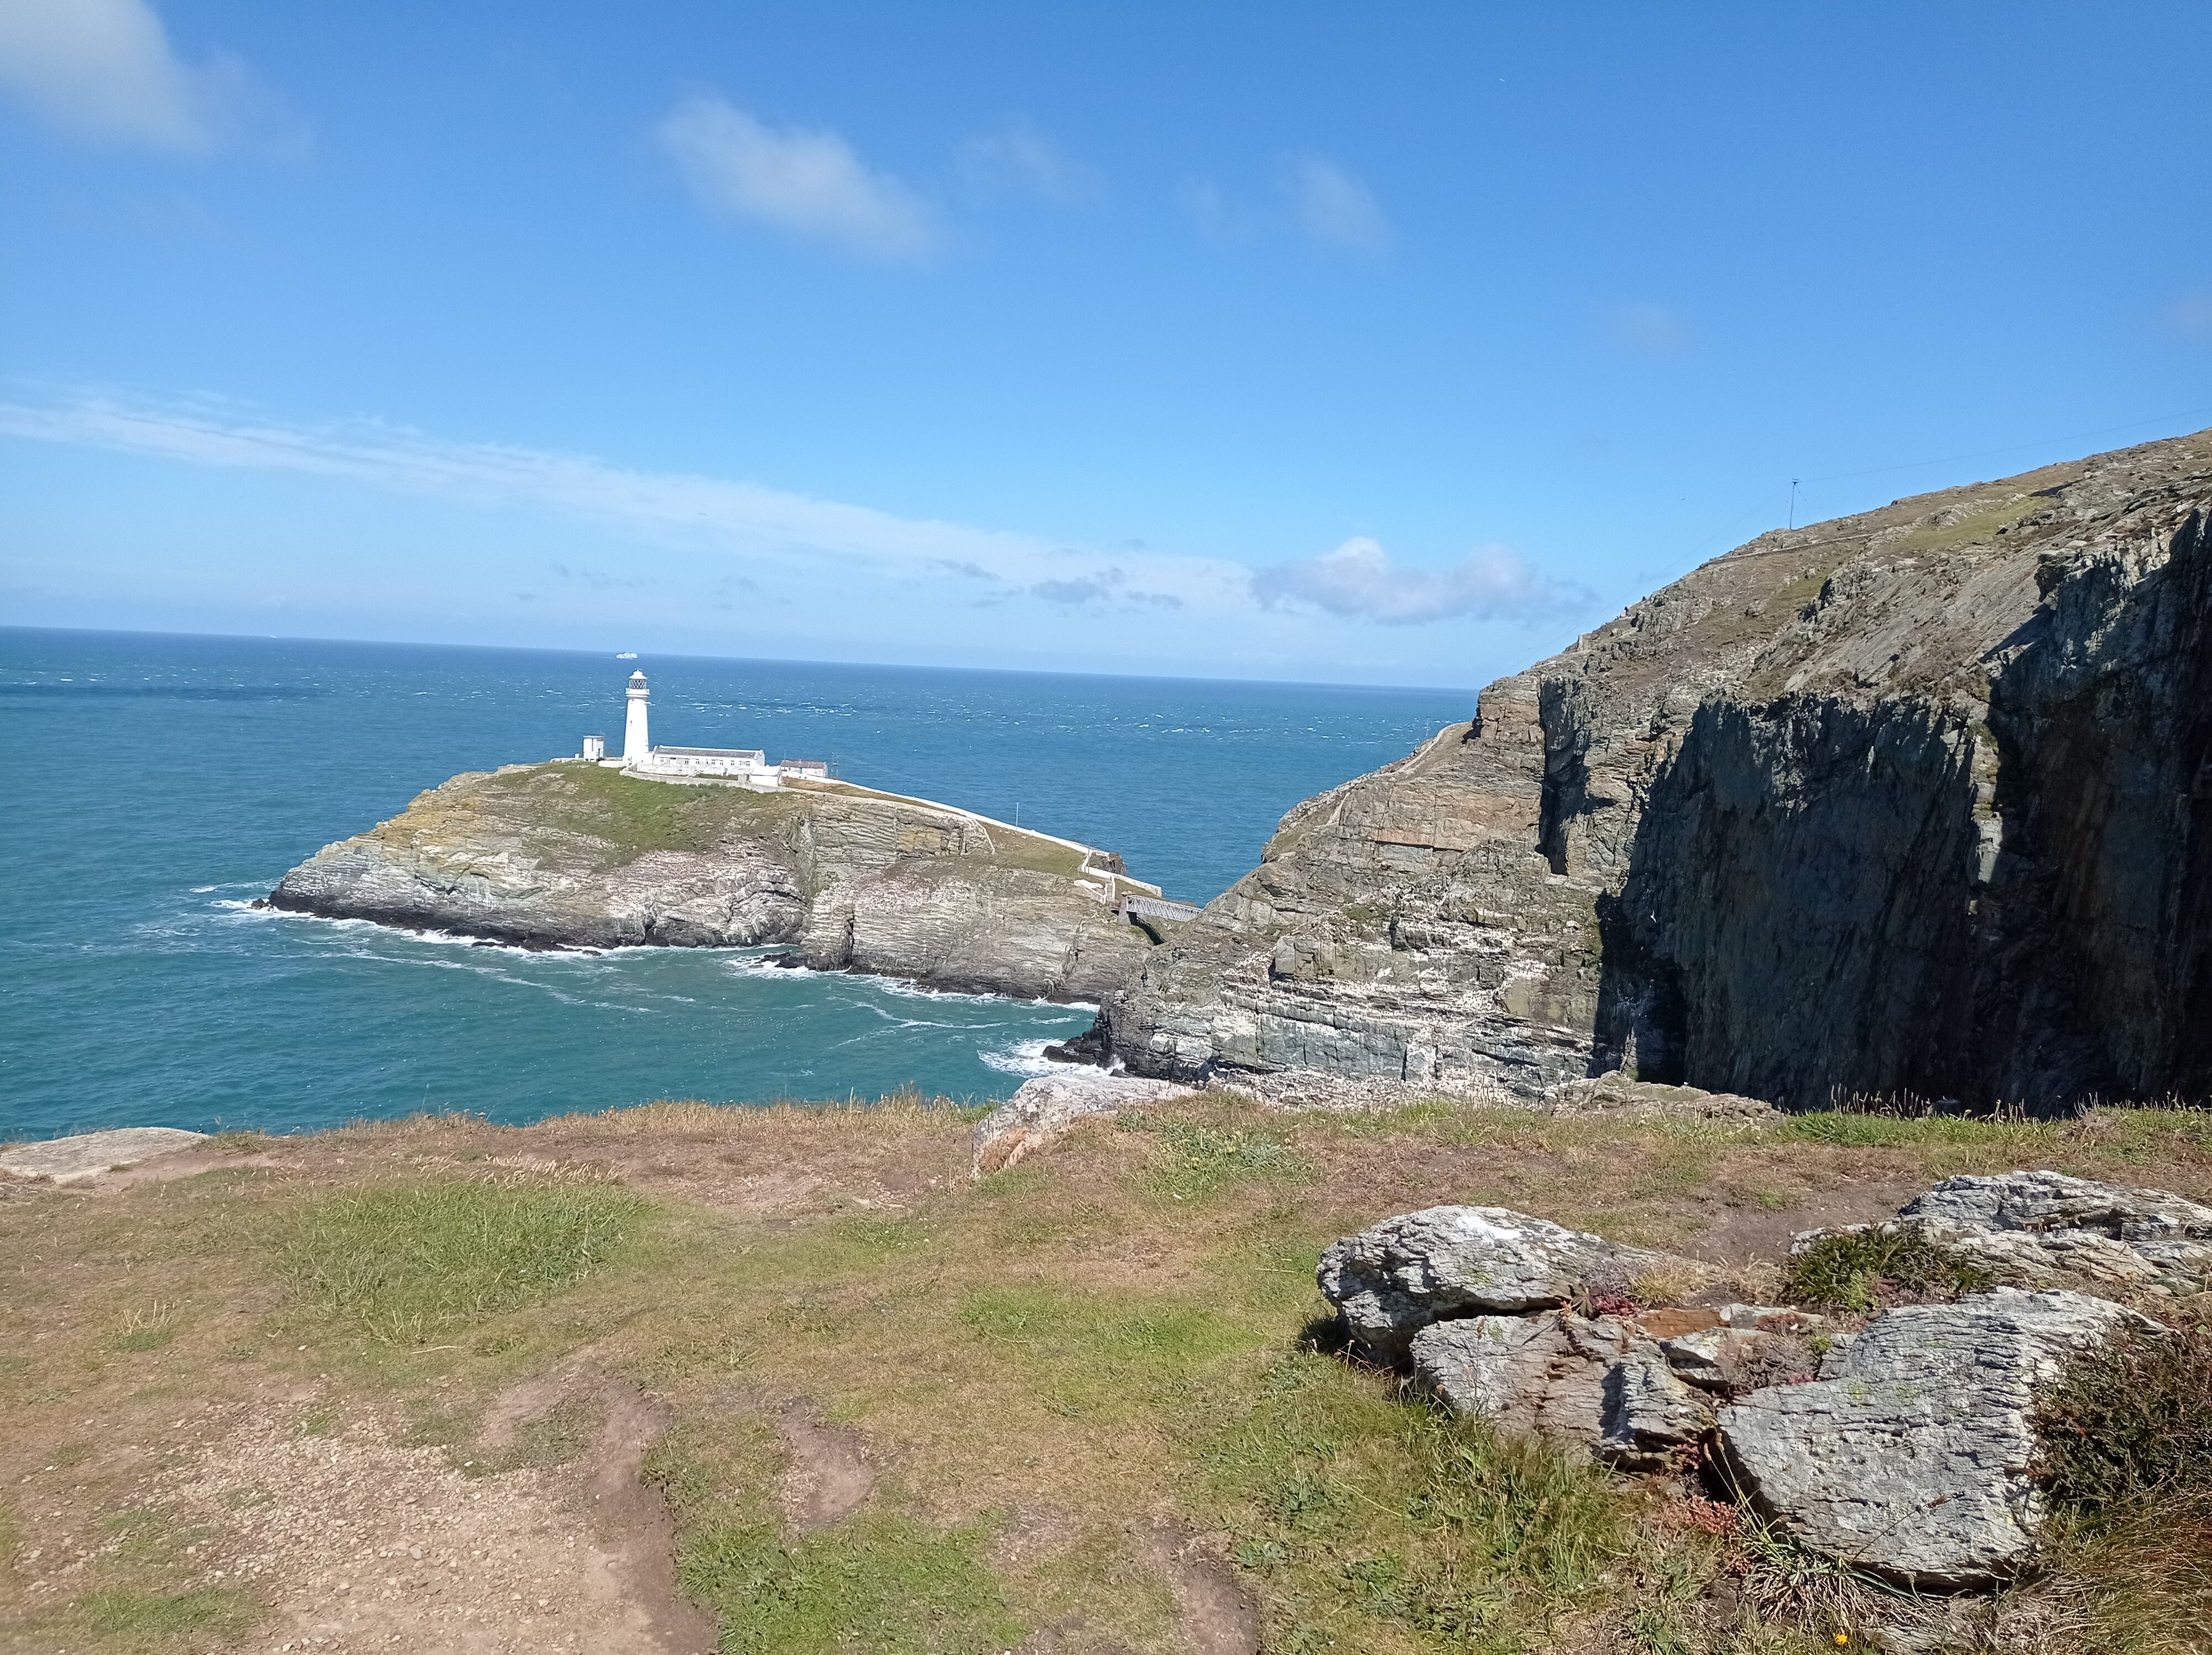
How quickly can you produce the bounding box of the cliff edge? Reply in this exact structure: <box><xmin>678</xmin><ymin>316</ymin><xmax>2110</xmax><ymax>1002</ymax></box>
<box><xmin>1099</xmin><ymin>428</ymin><xmax>2212</xmax><ymax>1110</ymax></box>
<box><xmin>269</xmin><ymin>766</ymin><xmax>1153</xmax><ymax>1002</ymax></box>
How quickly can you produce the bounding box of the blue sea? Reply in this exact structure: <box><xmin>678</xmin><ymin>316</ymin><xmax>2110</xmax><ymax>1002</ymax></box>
<box><xmin>0</xmin><ymin>627</ymin><xmax>1469</xmax><ymax>1140</ymax></box>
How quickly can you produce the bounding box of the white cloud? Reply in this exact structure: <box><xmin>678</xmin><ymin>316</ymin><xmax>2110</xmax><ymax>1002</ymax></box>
<box><xmin>1255</xmin><ymin>537</ymin><xmax>1574</xmax><ymax>625</ymax></box>
<box><xmin>656</xmin><ymin>94</ymin><xmax>940</xmax><ymax>263</ymax></box>
<box><xmin>1605</xmin><ymin>301</ymin><xmax>1691</xmax><ymax>356</ymax></box>
<box><xmin>1282</xmin><ymin>155</ymin><xmax>1390</xmax><ymax>253</ymax></box>
<box><xmin>0</xmin><ymin>0</ymin><xmax>263</xmax><ymax>152</ymax></box>
<box><xmin>959</xmin><ymin>121</ymin><xmax>1097</xmax><ymax>204</ymax></box>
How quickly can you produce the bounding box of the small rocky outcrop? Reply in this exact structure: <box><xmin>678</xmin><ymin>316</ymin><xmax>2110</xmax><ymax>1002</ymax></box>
<box><xmin>268</xmin><ymin>764</ymin><xmax>1155</xmax><ymax>1003</ymax></box>
<box><xmin>1893</xmin><ymin>1169</ymin><xmax>2212</xmax><ymax>1294</ymax></box>
<box><xmin>1315</xmin><ymin>1205</ymin><xmax>1689</xmax><ymax>1363</ymax></box>
<box><xmin>971</xmin><ymin>1071</ymin><xmax>1192</xmax><ymax>1174</ymax></box>
<box><xmin>1092</xmin><ymin>430</ymin><xmax>2212</xmax><ymax>1110</ymax></box>
<box><xmin>1717</xmin><ymin>1289</ymin><xmax>2157</xmax><ymax>1588</ymax></box>
<box><xmin>1318</xmin><ymin>1179</ymin><xmax>2187</xmax><ymax>1591</ymax></box>
<box><xmin>0</xmin><ymin>1127</ymin><xmax>207</xmax><ymax>1184</ymax></box>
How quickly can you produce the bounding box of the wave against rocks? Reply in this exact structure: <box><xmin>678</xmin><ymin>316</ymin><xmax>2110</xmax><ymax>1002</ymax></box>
<box><xmin>1094</xmin><ymin>429</ymin><xmax>2212</xmax><ymax>1110</ymax></box>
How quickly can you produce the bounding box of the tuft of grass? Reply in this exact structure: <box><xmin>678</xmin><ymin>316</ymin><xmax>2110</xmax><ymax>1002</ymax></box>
<box><xmin>1202</xmin><ymin>1351</ymin><xmax>1633</xmax><ymax>1652</ymax></box>
<box><xmin>59</xmin><ymin>1585</ymin><xmax>258</xmax><ymax>1650</ymax></box>
<box><xmin>1121</xmin><ymin>1111</ymin><xmax>1309</xmax><ymax>1201</ymax></box>
<box><xmin>674</xmin><ymin>1510</ymin><xmax>1020</xmax><ymax>1655</ymax></box>
<box><xmin>273</xmin><ymin>1174</ymin><xmax>647</xmax><ymax>1345</ymax></box>
<box><xmin>1777</xmin><ymin>1225</ymin><xmax>1992</xmax><ymax>1313</ymax></box>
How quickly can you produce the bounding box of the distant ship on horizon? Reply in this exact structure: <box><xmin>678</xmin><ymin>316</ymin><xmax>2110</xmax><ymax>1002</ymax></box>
<box><xmin>615</xmin><ymin>652</ymin><xmax>637</xmax><ymax>659</ymax></box>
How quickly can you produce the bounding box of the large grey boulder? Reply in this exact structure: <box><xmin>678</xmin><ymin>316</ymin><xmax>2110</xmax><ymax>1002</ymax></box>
<box><xmin>1316</xmin><ymin>1206</ymin><xmax>1676</xmax><ymax>1362</ymax></box>
<box><xmin>1717</xmin><ymin>1288</ymin><xmax>2156</xmax><ymax>1588</ymax></box>
<box><xmin>1412</xmin><ymin>1311</ymin><xmax>1712</xmax><ymax>1469</ymax></box>
<box><xmin>1898</xmin><ymin>1170</ymin><xmax>2212</xmax><ymax>1294</ymax></box>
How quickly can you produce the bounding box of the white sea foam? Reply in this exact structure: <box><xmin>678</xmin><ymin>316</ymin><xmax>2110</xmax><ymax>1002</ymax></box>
<box><xmin>979</xmin><ymin>1037</ymin><xmax>1066</xmax><ymax>1078</ymax></box>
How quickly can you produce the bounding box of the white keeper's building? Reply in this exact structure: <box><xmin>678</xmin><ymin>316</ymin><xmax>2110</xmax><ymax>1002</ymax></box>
<box><xmin>581</xmin><ymin>671</ymin><xmax>830</xmax><ymax>790</ymax></box>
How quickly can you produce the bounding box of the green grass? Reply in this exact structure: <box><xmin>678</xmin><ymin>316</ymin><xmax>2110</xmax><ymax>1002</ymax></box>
<box><xmin>49</xmin><ymin>1586</ymin><xmax>258</xmax><ymax>1652</ymax></box>
<box><xmin>677</xmin><ymin>1510</ymin><xmax>1020</xmax><ymax>1655</ymax></box>
<box><xmin>1121</xmin><ymin>1112</ymin><xmax>1311</xmax><ymax>1201</ymax></box>
<box><xmin>1776</xmin><ymin>1225</ymin><xmax>1992</xmax><ymax>1313</ymax></box>
<box><xmin>273</xmin><ymin>1174</ymin><xmax>649</xmax><ymax>1345</ymax></box>
<box><xmin>1202</xmin><ymin>1352</ymin><xmax>1639</xmax><ymax>1653</ymax></box>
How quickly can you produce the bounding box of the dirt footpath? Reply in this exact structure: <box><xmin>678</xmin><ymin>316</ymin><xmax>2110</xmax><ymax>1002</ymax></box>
<box><xmin>155</xmin><ymin>1388</ymin><xmax>714</xmax><ymax>1655</ymax></box>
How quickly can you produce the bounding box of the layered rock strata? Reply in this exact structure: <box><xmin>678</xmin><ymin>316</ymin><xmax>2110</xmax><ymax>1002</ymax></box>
<box><xmin>1098</xmin><ymin>430</ymin><xmax>2212</xmax><ymax>1109</ymax></box>
<box><xmin>1717</xmin><ymin>1289</ymin><xmax>2155</xmax><ymax>1587</ymax></box>
<box><xmin>269</xmin><ymin>764</ymin><xmax>1152</xmax><ymax>1002</ymax></box>
<box><xmin>1805</xmin><ymin>1169</ymin><xmax>2212</xmax><ymax>1295</ymax></box>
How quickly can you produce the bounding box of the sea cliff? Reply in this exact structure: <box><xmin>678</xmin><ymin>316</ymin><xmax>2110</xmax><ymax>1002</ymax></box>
<box><xmin>1097</xmin><ymin>429</ymin><xmax>2212</xmax><ymax>1110</ymax></box>
<box><xmin>269</xmin><ymin>765</ymin><xmax>1153</xmax><ymax>1002</ymax></box>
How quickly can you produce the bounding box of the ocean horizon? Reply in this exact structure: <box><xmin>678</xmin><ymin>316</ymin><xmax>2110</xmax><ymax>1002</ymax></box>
<box><xmin>1</xmin><ymin>625</ymin><xmax>1471</xmax><ymax>1141</ymax></box>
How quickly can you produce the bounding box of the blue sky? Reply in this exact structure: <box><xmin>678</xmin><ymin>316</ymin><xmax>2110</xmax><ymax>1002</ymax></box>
<box><xmin>4</xmin><ymin>2</ymin><xmax>2210</xmax><ymax>686</ymax></box>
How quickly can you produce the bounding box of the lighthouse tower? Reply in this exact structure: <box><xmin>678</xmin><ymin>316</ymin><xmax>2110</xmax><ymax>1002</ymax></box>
<box><xmin>623</xmin><ymin>671</ymin><xmax>650</xmax><ymax>761</ymax></box>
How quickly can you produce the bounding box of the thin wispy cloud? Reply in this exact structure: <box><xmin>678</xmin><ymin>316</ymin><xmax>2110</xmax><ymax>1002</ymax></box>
<box><xmin>1255</xmin><ymin>537</ymin><xmax>1578</xmax><ymax>624</ymax></box>
<box><xmin>657</xmin><ymin>94</ymin><xmax>940</xmax><ymax>263</ymax></box>
<box><xmin>0</xmin><ymin>390</ymin><xmax>1574</xmax><ymax>632</ymax></box>
<box><xmin>1282</xmin><ymin>155</ymin><xmax>1390</xmax><ymax>253</ymax></box>
<box><xmin>959</xmin><ymin>121</ymin><xmax>1099</xmax><ymax>205</ymax></box>
<box><xmin>0</xmin><ymin>390</ymin><xmax>1259</xmax><ymax>616</ymax></box>
<box><xmin>0</xmin><ymin>0</ymin><xmax>281</xmax><ymax>153</ymax></box>
<box><xmin>2172</xmin><ymin>291</ymin><xmax>2212</xmax><ymax>340</ymax></box>
<box><xmin>1177</xmin><ymin>179</ymin><xmax>1252</xmax><ymax>246</ymax></box>
<box><xmin>1605</xmin><ymin>301</ymin><xmax>1692</xmax><ymax>356</ymax></box>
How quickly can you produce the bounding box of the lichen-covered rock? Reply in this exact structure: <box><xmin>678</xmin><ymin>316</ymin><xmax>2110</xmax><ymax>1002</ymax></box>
<box><xmin>1716</xmin><ymin>1288</ymin><xmax>2157</xmax><ymax>1588</ymax></box>
<box><xmin>1410</xmin><ymin>1311</ymin><xmax>1711</xmax><ymax>1469</ymax></box>
<box><xmin>269</xmin><ymin>764</ymin><xmax>1154</xmax><ymax>1002</ymax></box>
<box><xmin>1314</xmin><ymin>1206</ymin><xmax>1681</xmax><ymax>1362</ymax></box>
<box><xmin>1897</xmin><ymin>1170</ymin><xmax>2212</xmax><ymax>1294</ymax></box>
<box><xmin>1542</xmin><ymin>1074</ymin><xmax>1778</xmax><ymax>1120</ymax></box>
<box><xmin>1094</xmin><ymin>432</ymin><xmax>2212</xmax><ymax>1111</ymax></box>
<box><xmin>971</xmin><ymin>1071</ymin><xmax>1191</xmax><ymax>1174</ymax></box>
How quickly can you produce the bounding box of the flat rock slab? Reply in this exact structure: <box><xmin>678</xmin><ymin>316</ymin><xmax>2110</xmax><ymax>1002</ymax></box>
<box><xmin>972</xmin><ymin>1071</ymin><xmax>1192</xmax><ymax>1174</ymax></box>
<box><xmin>1898</xmin><ymin>1169</ymin><xmax>2212</xmax><ymax>1294</ymax></box>
<box><xmin>1317</xmin><ymin>1205</ymin><xmax>1684</xmax><ymax>1362</ymax></box>
<box><xmin>0</xmin><ymin>1127</ymin><xmax>207</xmax><ymax>1184</ymax></box>
<box><xmin>1717</xmin><ymin>1288</ymin><xmax>2154</xmax><ymax>1588</ymax></box>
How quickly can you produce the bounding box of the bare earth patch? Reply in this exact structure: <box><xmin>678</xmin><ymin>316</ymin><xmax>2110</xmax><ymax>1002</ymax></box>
<box><xmin>155</xmin><ymin>1401</ymin><xmax>713</xmax><ymax>1655</ymax></box>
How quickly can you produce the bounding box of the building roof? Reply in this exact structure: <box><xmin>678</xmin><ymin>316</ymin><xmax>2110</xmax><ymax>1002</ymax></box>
<box><xmin>654</xmin><ymin>746</ymin><xmax>765</xmax><ymax>760</ymax></box>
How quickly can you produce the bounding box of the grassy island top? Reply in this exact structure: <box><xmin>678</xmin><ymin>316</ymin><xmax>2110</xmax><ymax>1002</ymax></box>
<box><xmin>379</xmin><ymin>761</ymin><xmax>1117</xmax><ymax>885</ymax></box>
<box><xmin>4</xmin><ymin>1095</ymin><xmax>2209</xmax><ymax>1654</ymax></box>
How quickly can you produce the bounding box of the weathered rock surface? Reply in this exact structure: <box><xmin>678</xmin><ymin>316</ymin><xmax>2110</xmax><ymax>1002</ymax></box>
<box><xmin>1717</xmin><ymin>1288</ymin><xmax>2155</xmax><ymax>1587</ymax></box>
<box><xmin>1897</xmin><ymin>1169</ymin><xmax>2212</xmax><ymax>1294</ymax></box>
<box><xmin>1411</xmin><ymin>1311</ymin><xmax>1712</xmax><ymax>1469</ymax></box>
<box><xmin>971</xmin><ymin>1070</ymin><xmax>1192</xmax><ymax>1174</ymax></box>
<box><xmin>1094</xmin><ymin>430</ymin><xmax>2212</xmax><ymax>1109</ymax></box>
<box><xmin>1315</xmin><ymin>1205</ymin><xmax>1684</xmax><ymax>1362</ymax></box>
<box><xmin>1542</xmin><ymin>1074</ymin><xmax>1777</xmax><ymax>1120</ymax></box>
<box><xmin>0</xmin><ymin>1127</ymin><xmax>207</xmax><ymax>1184</ymax></box>
<box><xmin>269</xmin><ymin>766</ymin><xmax>1154</xmax><ymax>1003</ymax></box>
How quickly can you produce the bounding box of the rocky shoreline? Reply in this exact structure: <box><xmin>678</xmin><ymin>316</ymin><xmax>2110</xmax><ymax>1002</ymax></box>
<box><xmin>268</xmin><ymin>761</ymin><xmax>1156</xmax><ymax>1003</ymax></box>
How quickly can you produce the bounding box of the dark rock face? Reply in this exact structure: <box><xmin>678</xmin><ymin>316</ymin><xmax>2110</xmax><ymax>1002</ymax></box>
<box><xmin>1100</xmin><ymin>431</ymin><xmax>2212</xmax><ymax>1109</ymax></box>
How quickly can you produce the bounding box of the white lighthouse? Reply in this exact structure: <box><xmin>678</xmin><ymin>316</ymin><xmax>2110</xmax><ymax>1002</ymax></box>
<box><xmin>623</xmin><ymin>670</ymin><xmax>650</xmax><ymax>761</ymax></box>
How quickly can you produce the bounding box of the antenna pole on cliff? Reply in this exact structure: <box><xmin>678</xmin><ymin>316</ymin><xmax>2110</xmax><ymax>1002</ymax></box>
<box><xmin>1788</xmin><ymin>478</ymin><xmax>1801</xmax><ymax>529</ymax></box>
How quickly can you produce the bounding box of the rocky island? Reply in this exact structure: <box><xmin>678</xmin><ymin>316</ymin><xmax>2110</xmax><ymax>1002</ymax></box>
<box><xmin>269</xmin><ymin>759</ymin><xmax>1158</xmax><ymax>1002</ymax></box>
<box><xmin>1091</xmin><ymin>429</ymin><xmax>2212</xmax><ymax>1111</ymax></box>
